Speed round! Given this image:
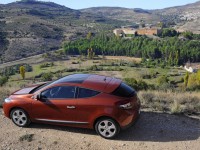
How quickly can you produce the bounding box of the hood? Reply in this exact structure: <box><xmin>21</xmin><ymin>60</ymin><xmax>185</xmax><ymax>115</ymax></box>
<box><xmin>12</xmin><ymin>83</ymin><xmax>46</xmax><ymax>95</ymax></box>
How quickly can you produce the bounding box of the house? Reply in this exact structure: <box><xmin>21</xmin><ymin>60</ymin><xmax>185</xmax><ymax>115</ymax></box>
<box><xmin>184</xmin><ymin>63</ymin><xmax>200</xmax><ymax>73</ymax></box>
<box><xmin>113</xmin><ymin>28</ymin><xmax>136</xmax><ymax>37</ymax></box>
<box><xmin>137</xmin><ymin>27</ymin><xmax>162</xmax><ymax>36</ymax></box>
<box><xmin>113</xmin><ymin>26</ymin><xmax>162</xmax><ymax>37</ymax></box>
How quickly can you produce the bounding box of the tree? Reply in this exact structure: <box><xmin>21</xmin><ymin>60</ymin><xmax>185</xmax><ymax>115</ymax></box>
<box><xmin>87</xmin><ymin>32</ymin><xmax>92</xmax><ymax>40</ymax></box>
<box><xmin>175</xmin><ymin>50</ymin><xmax>179</xmax><ymax>66</ymax></box>
<box><xmin>197</xmin><ymin>70</ymin><xmax>200</xmax><ymax>85</ymax></box>
<box><xmin>19</xmin><ymin>66</ymin><xmax>25</xmax><ymax>80</ymax></box>
<box><xmin>184</xmin><ymin>72</ymin><xmax>189</xmax><ymax>87</ymax></box>
<box><xmin>168</xmin><ymin>52</ymin><xmax>173</xmax><ymax>66</ymax></box>
<box><xmin>87</xmin><ymin>48</ymin><xmax>94</xmax><ymax>59</ymax></box>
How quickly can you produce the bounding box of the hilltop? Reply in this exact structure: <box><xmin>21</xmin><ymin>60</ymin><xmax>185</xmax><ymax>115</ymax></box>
<box><xmin>81</xmin><ymin>1</ymin><xmax>200</xmax><ymax>32</ymax></box>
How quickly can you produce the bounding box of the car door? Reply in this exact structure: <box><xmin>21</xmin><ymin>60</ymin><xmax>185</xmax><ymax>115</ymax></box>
<box><xmin>31</xmin><ymin>86</ymin><xmax>79</xmax><ymax>124</ymax></box>
<box><xmin>75</xmin><ymin>87</ymin><xmax>101</xmax><ymax>123</ymax></box>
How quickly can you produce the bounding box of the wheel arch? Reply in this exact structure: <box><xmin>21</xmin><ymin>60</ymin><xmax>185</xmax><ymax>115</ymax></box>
<box><xmin>9</xmin><ymin>107</ymin><xmax>30</xmax><ymax>119</ymax></box>
<box><xmin>93</xmin><ymin>116</ymin><xmax>120</xmax><ymax>129</ymax></box>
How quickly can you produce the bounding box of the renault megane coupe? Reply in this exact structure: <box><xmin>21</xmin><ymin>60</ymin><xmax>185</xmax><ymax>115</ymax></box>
<box><xmin>3</xmin><ymin>74</ymin><xmax>140</xmax><ymax>139</ymax></box>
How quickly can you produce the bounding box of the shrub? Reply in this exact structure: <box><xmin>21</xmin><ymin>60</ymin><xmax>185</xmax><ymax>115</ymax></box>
<box><xmin>157</xmin><ymin>75</ymin><xmax>169</xmax><ymax>85</ymax></box>
<box><xmin>124</xmin><ymin>78</ymin><xmax>150</xmax><ymax>91</ymax></box>
<box><xmin>141</xmin><ymin>74</ymin><xmax>152</xmax><ymax>79</ymax></box>
<box><xmin>0</xmin><ymin>76</ymin><xmax>8</xmax><ymax>86</ymax></box>
<box><xmin>40</xmin><ymin>62</ymin><xmax>54</xmax><ymax>68</ymax></box>
<box><xmin>72</xmin><ymin>61</ymin><xmax>79</xmax><ymax>64</ymax></box>
<box><xmin>138</xmin><ymin>90</ymin><xmax>200</xmax><ymax>114</ymax></box>
<box><xmin>19</xmin><ymin>134</ymin><xmax>34</xmax><ymax>142</ymax></box>
<box><xmin>137</xmin><ymin>80</ymin><xmax>148</xmax><ymax>90</ymax></box>
<box><xmin>0</xmin><ymin>88</ymin><xmax>10</xmax><ymax>107</ymax></box>
<box><xmin>41</xmin><ymin>72</ymin><xmax>53</xmax><ymax>81</ymax></box>
<box><xmin>124</xmin><ymin>78</ymin><xmax>138</xmax><ymax>89</ymax></box>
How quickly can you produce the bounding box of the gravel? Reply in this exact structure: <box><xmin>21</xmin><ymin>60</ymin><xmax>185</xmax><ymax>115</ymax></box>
<box><xmin>0</xmin><ymin>109</ymin><xmax>199</xmax><ymax>150</ymax></box>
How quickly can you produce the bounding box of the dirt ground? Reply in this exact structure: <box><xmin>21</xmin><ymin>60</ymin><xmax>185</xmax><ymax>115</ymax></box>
<box><xmin>0</xmin><ymin>109</ymin><xmax>199</xmax><ymax>150</ymax></box>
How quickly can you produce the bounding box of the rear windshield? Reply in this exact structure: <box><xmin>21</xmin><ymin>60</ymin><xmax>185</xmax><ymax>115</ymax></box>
<box><xmin>112</xmin><ymin>82</ymin><xmax>135</xmax><ymax>97</ymax></box>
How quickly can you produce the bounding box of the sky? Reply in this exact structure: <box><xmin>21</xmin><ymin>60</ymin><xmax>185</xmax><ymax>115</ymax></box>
<box><xmin>0</xmin><ymin>0</ymin><xmax>199</xmax><ymax>9</ymax></box>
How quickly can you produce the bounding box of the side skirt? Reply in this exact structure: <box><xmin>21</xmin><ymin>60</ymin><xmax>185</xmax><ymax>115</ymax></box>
<box><xmin>35</xmin><ymin>118</ymin><xmax>89</xmax><ymax>125</ymax></box>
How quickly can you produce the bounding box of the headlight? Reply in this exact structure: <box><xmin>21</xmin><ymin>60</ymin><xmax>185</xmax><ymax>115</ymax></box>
<box><xmin>4</xmin><ymin>98</ymin><xmax>12</xmax><ymax>103</ymax></box>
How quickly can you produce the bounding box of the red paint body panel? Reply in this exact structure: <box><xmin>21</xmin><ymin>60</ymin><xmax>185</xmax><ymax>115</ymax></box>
<box><xmin>3</xmin><ymin>74</ymin><xmax>140</xmax><ymax>130</ymax></box>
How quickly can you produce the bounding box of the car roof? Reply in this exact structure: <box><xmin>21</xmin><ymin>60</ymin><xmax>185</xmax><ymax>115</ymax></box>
<box><xmin>52</xmin><ymin>74</ymin><xmax>122</xmax><ymax>93</ymax></box>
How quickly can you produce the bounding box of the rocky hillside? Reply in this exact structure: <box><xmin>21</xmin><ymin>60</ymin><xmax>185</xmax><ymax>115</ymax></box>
<box><xmin>0</xmin><ymin>0</ymin><xmax>200</xmax><ymax>62</ymax></box>
<box><xmin>81</xmin><ymin>1</ymin><xmax>200</xmax><ymax>33</ymax></box>
<box><xmin>81</xmin><ymin>7</ymin><xmax>158</xmax><ymax>23</ymax></box>
<box><xmin>0</xmin><ymin>1</ymin><xmax>124</xmax><ymax>62</ymax></box>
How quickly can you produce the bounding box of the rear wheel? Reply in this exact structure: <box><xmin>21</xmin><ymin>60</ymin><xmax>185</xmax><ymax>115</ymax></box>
<box><xmin>95</xmin><ymin>118</ymin><xmax>120</xmax><ymax>139</ymax></box>
<box><xmin>10</xmin><ymin>108</ymin><xmax>31</xmax><ymax>127</ymax></box>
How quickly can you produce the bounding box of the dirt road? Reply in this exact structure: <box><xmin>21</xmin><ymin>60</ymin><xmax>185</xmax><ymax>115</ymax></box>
<box><xmin>0</xmin><ymin>109</ymin><xmax>199</xmax><ymax>150</ymax></box>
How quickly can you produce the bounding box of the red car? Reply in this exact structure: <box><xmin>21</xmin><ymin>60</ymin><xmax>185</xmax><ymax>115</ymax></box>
<box><xmin>3</xmin><ymin>74</ymin><xmax>140</xmax><ymax>139</ymax></box>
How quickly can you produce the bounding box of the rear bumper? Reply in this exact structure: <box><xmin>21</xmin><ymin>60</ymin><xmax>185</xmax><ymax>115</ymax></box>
<box><xmin>121</xmin><ymin>109</ymin><xmax>140</xmax><ymax>130</ymax></box>
<box><xmin>120</xmin><ymin>108</ymin><xmax>140</xmax><ymax>130</ymax></box>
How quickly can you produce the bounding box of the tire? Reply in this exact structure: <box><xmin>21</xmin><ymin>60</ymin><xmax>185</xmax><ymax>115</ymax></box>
<box><xmin>95</xmin><ymin>118</ymin><xmax>120</xmax><ymax>139</ymax></box>
<box><xmin>10</xmin><ymin>108</ymin><xmax>31</xmax><ymax>127</ymax></box>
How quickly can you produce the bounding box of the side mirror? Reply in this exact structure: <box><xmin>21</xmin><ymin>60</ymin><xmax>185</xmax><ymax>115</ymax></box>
<box><xmin>36</xmin><ymin>93</ymin><xmax>47</xmax><ymax>102</ymax></box>
<box><xmin>36</xmin><ymin>94</ymin><xmax>41</xmax><ymax>100</ymax></box>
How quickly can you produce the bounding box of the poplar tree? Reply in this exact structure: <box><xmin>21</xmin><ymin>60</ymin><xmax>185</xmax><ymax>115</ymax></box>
<box><xmin>20</xmin><ymin>66</ymin><xmax>25</xmax><ymax>80</ymax></box>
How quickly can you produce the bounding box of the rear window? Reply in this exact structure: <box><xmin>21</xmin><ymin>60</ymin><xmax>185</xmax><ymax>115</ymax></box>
<box><xmin>112</xmin><ymin>82</ymin><xmax>135</xmax><ymax>97</ymax></box>
<box><xmin>78</xmin><ymin>88</ymin><xmax>100</xmax><ymax>98</ymax></box>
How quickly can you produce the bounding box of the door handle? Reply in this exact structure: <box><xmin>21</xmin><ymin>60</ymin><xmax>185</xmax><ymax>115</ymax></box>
<box><xmin>67</xmin><ymin>106</ymin><xmax>76</xmax><ymax>109</ymax></box>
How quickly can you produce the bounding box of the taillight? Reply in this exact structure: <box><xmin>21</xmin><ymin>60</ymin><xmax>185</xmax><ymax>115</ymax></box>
<box><xmin>119</xmin><ymin>102</ymin><xmax>133</xmax><ymax>110</ymax></box>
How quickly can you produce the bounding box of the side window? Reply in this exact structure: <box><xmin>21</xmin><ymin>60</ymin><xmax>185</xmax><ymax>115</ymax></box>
<box><xmin>41</xmin><ymin>86</ymin><xmax>76</xmax><ymax>99</ymax></box>
<box><xmin>78</xmin><ymin>88</ymin><xmax>100</xmax><ymax>98</ymax></box>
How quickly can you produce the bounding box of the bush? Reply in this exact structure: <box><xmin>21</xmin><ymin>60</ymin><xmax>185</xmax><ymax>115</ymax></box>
<box><xmin>72</xmin><ymin>61</ymin><xmax>79</xmax><ymax>64</ymax></box>
<box><xmin>157</xmin><ymin>75</ymin><xmax>169</xmax><ymax>85</ymax></box>
<box><xmin>41</xmin><ymin>72</ymin><xmax>53</xmax><ymax>81</ymax></box>
<box><xmin>124</xmin><ymin>78</ymin><xmax>150</xmax><ymax>91</ymax></box>
<box><xmin>40</xmin><ymin>62</ymin><xmax>54</xmax><ymax>68</ymax></box>
<box><xmin>138</xmin><ymin>90</ymin><xmax>200</xmax><ymax>114</ymax></box>
<box><xmin>0</xmin><ymin>88</ymin><xmax>10</xmax><ymax>107</ymax></box>
<box><xmin>137</xmin><ymin>80</ymin><xmax>148</xmax><ymax>90</ymax></box>
<box><xmin>0</xmin><ymin>76</ymin><xmax>8</xmax><ymax>86</ymax></box>
<box><xmin>19</xmin><ymin>134</ymin><xmax>34</xmax><ymax>142</ymax></box>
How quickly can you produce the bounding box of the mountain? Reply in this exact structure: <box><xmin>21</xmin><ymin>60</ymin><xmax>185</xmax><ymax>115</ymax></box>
<box><xmin>81</xmin><ymin>1</ymin><xmax>200</xmax><ymax>32</ymax></box>
<box><xmin>0</xmin><ymin>0</ymin><xmax>200</xmax><ymax>62</ymax></box>
<box><xmin>81</xmin><ymin>7</ymin><xmax>157</xmax><ymax>23</ymax></box>
<box><xmin>152</xmin><ymin>1</ymin><xmax>200</xmax><ymax>32</ymax></box>
<box><xmin>0</xmin><ymin>1</ymin><xmax>124</xmax><ymax>62</ymax></box>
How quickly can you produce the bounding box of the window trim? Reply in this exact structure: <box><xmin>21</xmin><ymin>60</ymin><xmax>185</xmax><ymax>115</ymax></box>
<box><xmin>76</xmin><ymin>87</ymin><xmax>101</xmax><ymax>99</ymax></box>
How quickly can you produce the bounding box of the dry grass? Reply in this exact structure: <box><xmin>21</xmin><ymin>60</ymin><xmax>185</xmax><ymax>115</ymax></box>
<box><xmin>104</xmin><ymin>56</ymin><xmax>142</xmax><ymax>63</ymax></box>
<box><xmin>0</xmin><ymin>86</ymin><xmax>20</xmax><ymax>107</ymax></box>
<box><xmin>138</xmin><ymin>90</ymin><xmax>200</xmax><ymax>115</ymax></box>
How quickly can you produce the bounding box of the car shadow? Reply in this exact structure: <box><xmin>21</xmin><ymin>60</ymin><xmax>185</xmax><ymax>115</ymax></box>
<box><xmin>29</xmin><ymin>111</ymin><xmax>200</xmax><ymax>142</ymax></box>
<box><xmin>117</xmin><ymin>112</ymin><xmax>200</xmax><ymax>142</ymax></box>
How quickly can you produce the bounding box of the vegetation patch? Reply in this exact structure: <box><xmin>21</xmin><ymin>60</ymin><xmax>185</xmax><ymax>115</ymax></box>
<box><xmin>19</xmin><ymin>134</ymin><xmax>34</xmax><ymax>142</ymax></box>
<box><xmin>138</xmin><ymin>91</ymin><xmax>200</xmax><ymax>115</ymax></box>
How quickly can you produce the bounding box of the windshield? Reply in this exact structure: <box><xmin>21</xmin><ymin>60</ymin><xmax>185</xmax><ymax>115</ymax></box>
<box><xmin>29</xmin><ymin>82</ymin><xmax>53</xmax><ymax>94</ymax></box>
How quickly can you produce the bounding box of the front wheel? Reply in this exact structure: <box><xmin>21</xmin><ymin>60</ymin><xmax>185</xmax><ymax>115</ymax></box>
<box><xmin>95</xmin><ymin>118</ymin><xmax>120</xmax><ymax>139</ymax></box>
<box><xmin>10</xmin><ymin>108</ymin><xmax>31</xmax><ymax>127</ymax></box>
